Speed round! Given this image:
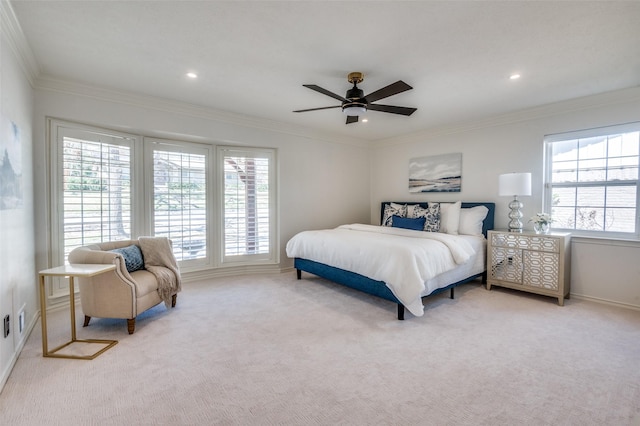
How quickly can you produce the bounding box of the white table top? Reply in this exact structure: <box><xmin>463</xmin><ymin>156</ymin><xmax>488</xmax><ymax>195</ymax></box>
<box><xmin>39</xmin><ymin>264</ymin><xmax>116</xmax><ymax>277</ymax></box>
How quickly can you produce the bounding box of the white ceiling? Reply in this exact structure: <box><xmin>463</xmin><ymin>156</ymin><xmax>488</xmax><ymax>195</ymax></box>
<box><xmin>10</xmin><ymin>1</ymin><xmax>640</xmax><ymax>141</ymax></box>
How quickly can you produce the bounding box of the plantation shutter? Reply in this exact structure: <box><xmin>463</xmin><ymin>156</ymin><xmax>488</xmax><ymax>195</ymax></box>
<box><xmin>60</xmin><ymin>133</ymin><xmax>133</xmax><ymax>260</ymax></box>
<box><xmin>151</xmin><ymin>146</ymin><xmax>208</xmax><ymax>262</ymax></box>
<box><xmin>219</xmin><ymin>147</ymin><xmax>275</xmax><ymax>263</ymax></box>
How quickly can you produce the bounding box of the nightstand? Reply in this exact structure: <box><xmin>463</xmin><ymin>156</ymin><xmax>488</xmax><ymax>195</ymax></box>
<box><xmin>487</xmin><ymin>230</ymin><xmax>571</xmax><ymax>305</ymax></box>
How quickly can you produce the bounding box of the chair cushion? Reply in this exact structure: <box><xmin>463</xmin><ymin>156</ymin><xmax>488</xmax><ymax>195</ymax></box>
<box><xmin>130</xmin><ymin>270</ymin><xmax>160</xmax><ymax>297</ymax></box>
<box><xmin>110</xmin><ymin>245</ymin><xmax>145</xmax><ymax>272</ymax></box>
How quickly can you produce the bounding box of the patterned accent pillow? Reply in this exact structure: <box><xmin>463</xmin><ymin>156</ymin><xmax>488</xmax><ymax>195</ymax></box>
<box><xmin>382</xmin><ymin>203</ymin><xmax>408</xmax><ymax>227</ymax></box>
<box><xmin>410</xmin><ymin>203</ymin><xmax>441</xmax><ymax>232</ymax></box>
<box><xmin>110</xmin><ymin>244</ymin><xmax>145</xmax><ymax>273</ymax></box>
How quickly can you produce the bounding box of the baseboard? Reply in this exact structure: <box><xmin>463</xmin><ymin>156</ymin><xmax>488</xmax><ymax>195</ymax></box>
<box><xmin>0</xmin><ymin>312</ymin><xmax>39</xmax><ymax>394</ymax></box>
<box><xmin>570</xmin><ymin>293</ymin><xmax>640</xmax><ymax>311</ymax></box>
<box><xmin>183</xmin><ymin>264</ymin><xmax>290</xmax><ymax>282</ymax></box>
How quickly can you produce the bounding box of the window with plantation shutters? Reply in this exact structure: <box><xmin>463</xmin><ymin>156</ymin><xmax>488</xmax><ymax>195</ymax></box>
<box><xmin>544</xmin><ymin>122</ymin><xmax>640</xmax><ymax>238</ymax></box>
<box><xmin>150</xmin><ymin>142</ymin><xmax>209</xmax><ymax>263</ymax></box>
<box><xmin>219</xmin><ymin>147</ymin><xmax>276</xmax><ymax>263</ymax></box>
<box><xmin>50</xmin><ymin>119</ymin><xmax>278</xmax><ymax>272</ymax></box>
<box><xmin>56</xmin><ymin>127</ymin><xmax>136</xmax><ymax>262</ymax></box>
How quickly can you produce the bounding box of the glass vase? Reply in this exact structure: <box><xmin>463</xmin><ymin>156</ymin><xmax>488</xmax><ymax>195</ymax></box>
<box><xmin>533</xmin><ymin>222</ymin><xmax>550</xmax><ymax>234</ymax></box>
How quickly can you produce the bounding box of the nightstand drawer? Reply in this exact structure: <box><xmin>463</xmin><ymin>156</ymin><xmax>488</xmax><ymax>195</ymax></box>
<box><xmin>490</xmin><ymin>232</ymin><xmax>560</xmax><ymax>253</ymax></box>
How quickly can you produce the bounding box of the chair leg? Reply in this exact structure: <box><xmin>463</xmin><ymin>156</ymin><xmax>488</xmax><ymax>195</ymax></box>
<box><xmin>83</xmin><ymin>315</ymin><xmax>91</xmax><ymax>327</ymax></box>
<box><xmin>171</xmin><ymin>294</ymin><xmax>177</xmax><ymax>308</ymax></box>
<box><xmin>127</xmin><ymin>318</ymin><xmax>136</xmax><ymax>334</ymax></box>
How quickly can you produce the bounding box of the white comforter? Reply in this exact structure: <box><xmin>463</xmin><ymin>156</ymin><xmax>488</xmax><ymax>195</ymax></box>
<box><xmin>285</xmin><ymin>224</ymin><xmax>477</xmax><ymax>317</ymax></box>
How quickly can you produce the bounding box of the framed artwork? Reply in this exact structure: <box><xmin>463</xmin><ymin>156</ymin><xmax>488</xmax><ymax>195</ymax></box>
<box><xmin>409</xmin><ymin>153</ymin><xmax>461</xmax><ymax>193</ymax></box>
<box><xmin>1</xmin><ymin>115</ymin><xmax>23</xmax><ymax>210</ymax></box>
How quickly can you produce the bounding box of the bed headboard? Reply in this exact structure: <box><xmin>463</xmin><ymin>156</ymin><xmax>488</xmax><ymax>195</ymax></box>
<box><xmin>380</xmin><ymin>202</ymin><xmax>495</xmax><ymax>237</ymax></box>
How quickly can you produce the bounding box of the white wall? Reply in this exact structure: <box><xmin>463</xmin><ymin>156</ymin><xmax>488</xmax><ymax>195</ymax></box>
<box><xmin>32</xmin><ymin>85</ymin><xmax>372</xmax><ymax>278</ymax></box>
<box><xmin>0</xmin><ymin>12</ymin><xmax>37</xmax><ymax>389</ymax></box>
<box><xmin>571</xmin><ymin>238</ymin><xmax>640</xmax><ymax>309</ymax></box>
<box><xmin>371</xmin><ymin>87</ymin><xmax>640</xmax><ymax>309</ymax></box>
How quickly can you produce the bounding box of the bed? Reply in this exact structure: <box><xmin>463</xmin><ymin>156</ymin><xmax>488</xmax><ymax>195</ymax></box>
<box><xmin>286</xmin><ymin>201</ymin><xmax>495</xmax><ymax>320</ymax></box>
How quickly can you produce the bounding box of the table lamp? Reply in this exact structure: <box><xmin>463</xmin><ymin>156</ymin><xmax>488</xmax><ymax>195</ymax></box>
<box><xmin>499</xmin><ymin>172</ymin><xmax>532</xmax><ymax>233</ymax></box>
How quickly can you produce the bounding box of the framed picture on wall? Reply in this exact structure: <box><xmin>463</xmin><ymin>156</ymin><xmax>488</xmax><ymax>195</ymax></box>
<box><xmin>0</xmin><ymin>115</ymin><xmax>23</xmax><ymax>210</ymax></box>
<box><xmin>409</xmin><ymin>153</ymin><xmax>461</xmax><ymax>193</ymax></box>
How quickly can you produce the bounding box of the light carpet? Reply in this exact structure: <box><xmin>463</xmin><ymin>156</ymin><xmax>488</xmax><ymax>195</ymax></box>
<box><xmin>1</xmin><ymin>272</ymin><xmax>639</xmax><ymax>425</ymax></box>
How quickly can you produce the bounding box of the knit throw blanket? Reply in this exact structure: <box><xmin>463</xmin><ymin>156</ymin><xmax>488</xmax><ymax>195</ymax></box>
<box><xmin>138</xmin><ymin>237</ymin><xmax>182</xmax><ymax>307</ymax></box>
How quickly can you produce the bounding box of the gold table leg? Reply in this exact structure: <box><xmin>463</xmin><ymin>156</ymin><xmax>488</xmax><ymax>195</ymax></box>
<box><xmin>39</xmin><ymin>274</ymin><xmax>48</xmax><ymax>357</ymax></box>
<box><xmin>40</xmin><ymin>274</ymin><xmax>118</xmax><ymax>360</ymax></box>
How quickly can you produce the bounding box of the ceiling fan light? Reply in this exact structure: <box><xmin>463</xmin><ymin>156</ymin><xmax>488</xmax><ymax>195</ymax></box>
<box><xmin>342</xmin><ymin>102</ymin><xmax>367</xmax><ymax>116</ymax></box>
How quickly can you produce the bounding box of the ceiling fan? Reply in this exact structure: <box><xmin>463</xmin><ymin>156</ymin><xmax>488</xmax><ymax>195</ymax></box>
<box><xmin>293</xmin><ymin>72</ymin><xmax>417</xmax><ymax>124</ymax></box>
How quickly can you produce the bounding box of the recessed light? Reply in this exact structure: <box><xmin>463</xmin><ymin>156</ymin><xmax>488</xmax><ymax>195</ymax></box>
<box><xmin>361</xmin><ymin>118</ymin><xmax>368</xmax><ymax>123</ymax></box>
<box><xmin>186</xmin><ymin>72</ymin><xmax>198</xmax><ymax>79</ymax></box>
<box><xmin>510</xmin><ymin>74</ymin><xmax>521</xmax><ymax>80</ymax></box>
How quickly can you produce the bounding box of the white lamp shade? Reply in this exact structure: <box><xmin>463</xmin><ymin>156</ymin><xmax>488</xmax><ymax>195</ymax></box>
<box><xmin>499</xmin><ymin>172</ymin><xmax>532</xmax><ymax>196</ymax></box>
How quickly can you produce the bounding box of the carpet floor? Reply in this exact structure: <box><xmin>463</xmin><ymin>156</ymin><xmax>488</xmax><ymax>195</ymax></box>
<box><xmin>1</xmin><ymin>272</ymin><xmax>639</xmax><ymax>425</ymax></box>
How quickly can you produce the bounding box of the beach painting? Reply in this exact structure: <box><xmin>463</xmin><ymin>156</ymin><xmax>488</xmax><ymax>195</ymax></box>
<box><xmin>409</xmin><ymin>153</ymin><xmax>461</xmax><ymax>193</ymax></box>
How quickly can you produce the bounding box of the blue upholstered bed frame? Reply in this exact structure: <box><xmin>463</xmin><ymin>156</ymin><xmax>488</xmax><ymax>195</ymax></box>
<box><xmin>294</xmin><ymin>202</ymin><xmax>495</xmax><ymax>320</ymax></box>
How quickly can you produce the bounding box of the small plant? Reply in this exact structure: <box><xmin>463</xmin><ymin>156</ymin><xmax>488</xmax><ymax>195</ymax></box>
<box><xmin>530</xmin><ymin>213</ymin><xmax>553</xmax><ymax>225</ymax></box>
<box><xmin>530</xmin><ymin>213</ymin><xmax>553</xmax><ymax>233</ymax></box>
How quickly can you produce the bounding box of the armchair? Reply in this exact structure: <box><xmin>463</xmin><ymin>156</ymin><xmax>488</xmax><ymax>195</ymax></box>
<box><xmin>68</xmin><ymin>239</ymin><xmax>180</xmax><ymax>334</ymax></box>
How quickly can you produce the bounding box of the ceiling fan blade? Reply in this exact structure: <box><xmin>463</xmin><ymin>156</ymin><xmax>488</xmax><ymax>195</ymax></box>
<box><xmin>293</xmin><ymin>105</ymin><xmax>341</xmax><ymax>113</ymax></box>
<box><xmin>364</xmin><ymin>80</ymin><xmax>413</xmax><ymax>103</ymax></box>
<box><xmin>303</xmin><ymin>84</ymin><xmax>348</xmax><ymax>102</ymax></box>
<box><xmin>368</xmin><ymin>104</ymin><xmax>417</xmax><ymax>116</ymax></box>
<box><xmin>346</xmin><ymin>115</ymin><xmax>359</xmax><ymax>124</ymax></box>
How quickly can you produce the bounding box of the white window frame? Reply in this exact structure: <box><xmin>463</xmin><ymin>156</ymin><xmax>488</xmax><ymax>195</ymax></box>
<box><xmin>48</xmin><ymin>119</ymin><xmax>279</xmax><ymax>274</ymax></box>
<box><xmin>144</xmin><ymin>138</ymin><xmax>214</xmax><ymax>271</ymax></box>
<box><xmin>543</xmin><ymin>121</ymin><xmax>640</xmax><ymax>239</ymax></box>
<box><xmin>217</xmin><ymin>146</ymin><xmax>278</xmax><ymax>266</ymax></box>
<box><xmin>49</xmin><ymin>119</ymin><xmax>144</xmax><ymax>269</ymax></box>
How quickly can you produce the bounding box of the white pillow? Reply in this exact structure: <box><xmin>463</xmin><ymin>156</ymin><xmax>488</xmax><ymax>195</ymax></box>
<box><xmin>458</xmin><ymin>205</ymin><xmax>489</xmax><ymax>236</ymax></box>
<box><xmin>439</xmin><ymin>201</ymin><xmax>461</xmax><ymax>235</ymax></box>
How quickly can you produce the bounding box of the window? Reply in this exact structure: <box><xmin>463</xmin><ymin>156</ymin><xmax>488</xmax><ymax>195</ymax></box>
<box><xmin>218</xmin><ymin>146</ymin><xmax>277</xmax><ymax>264</ymax></box>
<box><xmin>148</xmin><ymin>140</ymin><xmax>210</xmax><ymax>265</ymax></box>
<box><xmin>52</xmin><ymin>123</ymin><xmax>139</xmax><ymax>263</ymax></box>
<box><xmin>50</xmin><ymin>119</ymin><xmax>278</xmax><ymax>271</ymax></box>
<box><xmin>544</xmin><ymin>122</ymin><xmax>640</xmax><ymax>238</ymax></box>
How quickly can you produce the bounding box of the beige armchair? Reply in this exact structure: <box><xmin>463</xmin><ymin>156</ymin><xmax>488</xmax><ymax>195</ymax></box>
<box><xmin>68</xmin><ymin>239</ymin><xmax>179</xmax><ymax>334</ymax></box>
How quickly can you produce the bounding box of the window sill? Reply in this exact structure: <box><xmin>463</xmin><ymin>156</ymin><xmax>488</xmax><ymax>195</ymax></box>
<box><xmin>570</xmin><ymin>234</ymin><xmax>640</xmax><ymax>248</ymax></box>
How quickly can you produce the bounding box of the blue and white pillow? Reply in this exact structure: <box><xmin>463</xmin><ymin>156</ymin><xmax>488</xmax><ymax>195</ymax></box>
<box><xmin>110</xmin><ymin>244</ymin><xmax>145</xmax><ymax>273</ymax></box>
<box><xmin>408</xmin><ymin>203</ymin><xmax>441</xmax><ymax>232</ymax></box>
<box><xmin>382</xmin><ymin>203</ymin><xmax>408</xmax><ymax>227</ymax></box>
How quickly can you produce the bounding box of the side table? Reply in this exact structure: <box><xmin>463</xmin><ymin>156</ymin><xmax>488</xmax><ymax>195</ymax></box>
<box><xmin>487</xmin><ymin>230</ymin><xmax>571</xmax><ymax>305</ymax></box>
<box><xmin>39</xmin><ymin>264</ymin><xmax>118</xmax><ymax>359</ymax></box>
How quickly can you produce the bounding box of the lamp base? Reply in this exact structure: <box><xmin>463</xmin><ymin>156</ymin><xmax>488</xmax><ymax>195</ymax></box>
<box><xmin>507</xmin><ymin>196</ymin><xmax>524</xmax><ymax>233</ymax></box>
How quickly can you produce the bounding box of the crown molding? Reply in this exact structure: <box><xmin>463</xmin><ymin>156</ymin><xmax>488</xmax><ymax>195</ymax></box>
<box><xmin>34</xmin><ymin>76</ymin><xmax>370</xmax><ymax>148</ymax></box>
<box><xmin>0</xmin><ymin>0</ymin><xmax>40</xmax><ymax>85</ymax></box>
<box><xmin>373</xmin><ymin>86</ymin><xmax>640</xmax><ymax>148</ymax></box>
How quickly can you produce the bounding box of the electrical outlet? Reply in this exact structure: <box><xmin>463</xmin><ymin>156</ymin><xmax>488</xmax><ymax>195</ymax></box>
<box><xmin>3</xmin><ymin>315</ymin><xmax>9</xmax><ymax>338</ymax></box>
<box><xmin>19</xmin><ymin>310</ymin><xmax>25</xmax><ymax>334</ymax></box>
